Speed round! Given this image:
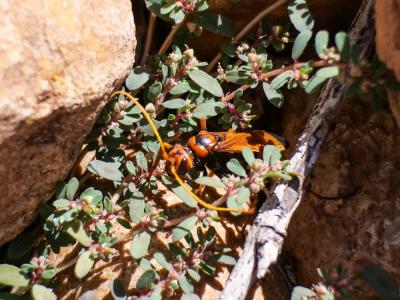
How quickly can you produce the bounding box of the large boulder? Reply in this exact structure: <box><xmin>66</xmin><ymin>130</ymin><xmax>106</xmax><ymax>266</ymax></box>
<box><xmin>375</xmin><ymin>0</ymin><xmax>400</xmax><ymax>81</ymax></box>
<box><xmin>0</xmin><ymin>0</ymin><xmax>136</xmax><ymax>244</ymax></box>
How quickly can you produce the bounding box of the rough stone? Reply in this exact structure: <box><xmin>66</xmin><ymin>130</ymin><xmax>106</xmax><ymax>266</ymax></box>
<box><xmin>0</xmin><ymin>0</ymin><xmax>136</xmax><ymax>244</ymax></box>
<box><xmin>375</xmin><ymin>0</ymin><xmax>400</xmax><ymax>81</ymax></box>
<box><xmin>282</xmin><ymin>98</ymin><xmax>400</xmax><ymax>297</ymax></box>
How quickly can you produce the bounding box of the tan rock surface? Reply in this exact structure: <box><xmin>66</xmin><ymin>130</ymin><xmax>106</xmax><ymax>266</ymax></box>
<box><xmin>0</xmin><ymin>0</ymin><xmax>136</xmax><ymax>244</ymax></box>
<box><xmin>282</xmin><ymin>98</ymin><xmax>400</xmax><ymax>296</ymax></box>
<box><xmin>375</xmin><ymin>0</ymin><xmax>400</xmax><ymax>81</ymax></box>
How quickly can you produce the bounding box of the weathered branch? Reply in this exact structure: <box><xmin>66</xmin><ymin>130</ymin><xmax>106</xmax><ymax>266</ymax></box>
<box><xmin>218</xmin><ymin>1</ymin><xmax>375</xmax><ymax>299</ymax></box>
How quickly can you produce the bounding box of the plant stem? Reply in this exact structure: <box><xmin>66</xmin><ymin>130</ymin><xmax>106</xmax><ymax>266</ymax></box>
<box><xmin>158</xmin><ymin>21</ymin><xmax>185</xmax><ymax>55</ymax></box>
<box><xmin>140</xmin><ymin>13</ymin><xmax>157</xmax><ymax>65</ymax></box>
<box><xmin>163</xmin><ymin>213</ymin><xmax>196</xmax><ymax>228</ymax></box>
<box><xmin>223</xmin><ymin>59</ymin><xmax>331</xmax><ymax>102</ymax></box>
<box><xmin>111</xmin><ymin>183</ymin><xmax>127</xmax><ymax>204</ymax></box>
<box><xmin>206</xmin><ymin>0</ymin><xmax>289</xmax><ymax>72</ymax></box>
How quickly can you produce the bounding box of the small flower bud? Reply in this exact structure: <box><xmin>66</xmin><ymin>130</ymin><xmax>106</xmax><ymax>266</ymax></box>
<box><xmin>145</xmin><ymin>103</ymin><xmax>156</xmax><ymax>114</ymax></box>
<box><xmin>183</xmin><ymin>48</ymin><xmax>194</xmax><ymax>58</ymax></box>
<box><xmin>249</xmin><ymin>183</ymin><xmax>260</xmax><ymax>193</ymax></box>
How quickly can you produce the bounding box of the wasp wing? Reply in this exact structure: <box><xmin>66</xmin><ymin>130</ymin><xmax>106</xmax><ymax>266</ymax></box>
<box><xmin>212</xmin><ymin>130</ymin><xmax>286</xmax><ymax>153</ymax></box>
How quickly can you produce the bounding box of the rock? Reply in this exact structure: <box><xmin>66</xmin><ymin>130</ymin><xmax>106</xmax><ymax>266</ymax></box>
<box><xmin>282</xmin><ymin>99</ymin><xmax>400</xmax><ymax>295</ymax></box>
<box><xmin>0</xmin><ymin>0</ymin><xmax>136</xmax><ymax>245</ymax></box>
<box><xmin>375</xmin><ymin>0</ymin><xmax>400</xmax><ymax>81</ymax></box>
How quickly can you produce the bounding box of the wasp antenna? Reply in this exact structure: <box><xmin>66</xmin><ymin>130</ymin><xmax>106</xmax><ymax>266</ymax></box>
<box><xmin>111</xmin><ymin>91</ymin><xmax>169</xmax><ymax>161</ymax></box>
<box><xmin>170</xmin><ymin>165</ymin><xmax>250</xmax><ymax>213</ymax></box>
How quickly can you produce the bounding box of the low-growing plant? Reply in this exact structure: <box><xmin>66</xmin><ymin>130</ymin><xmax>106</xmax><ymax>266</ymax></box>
<box><xmin>291</xmin><ymin>264</ymin><xmax>399</xmax><ymax>300</ymax></box>
<box><xmin>1</xmin><ymin>0</ymin><xmax>398</xmax><ymax>299</ymax></box>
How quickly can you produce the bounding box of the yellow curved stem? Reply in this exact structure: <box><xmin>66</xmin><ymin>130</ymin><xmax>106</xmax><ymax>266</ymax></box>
<box><xmin>111</xmin><ymin>91</ymin><xmax>169</xmax><ymax>161</ymax></box>
<box><xmin>111</xmin><ymin>90</ymin><xmax>249</xmax><ymax>214</ymax></box>
<box><xmin>169</xmin><ymin>165</ymin><xmax>246</xmax><ymax>213</ymax></box>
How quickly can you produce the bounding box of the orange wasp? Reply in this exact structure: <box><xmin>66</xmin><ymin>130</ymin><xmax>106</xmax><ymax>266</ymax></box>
<box><xmin>165</xmin><ymin>118</ymin><xmax>285</xmax><ymax>176</ymax></box>
<box><xmin>112</xmin><ymin>91</ymin><xmax>285</xmax><ymax>214</ymax></box>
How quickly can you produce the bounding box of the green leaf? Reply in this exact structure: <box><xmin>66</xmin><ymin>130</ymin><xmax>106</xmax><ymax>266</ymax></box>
<box><xmin>316</xmin><ymin>66</ymin><xmax>340</xmax><ymax>79</ymax></box>
<box><xmin>41</xmin><ymin>269</ymin><xmax>56</xmax><ymax>281</ymax></box>
<box><xmin>192</xmin><ymin>13</ymin><xmax>234</xmax><ymax>37</ymax></box>
<box><xmin>103</xmin><ymin>196</ymin><xmax>113</xmax><ymax>213</ymax></box>
<box><xmin>87</xmin><ymin>160</ymin><xmax>124</xmax><ymax>182</ymax></box>
<box><xmin>162</xmin><ymin>175</ymin><xmax>197</xmax><ymax>207</ymax></box>
<box><xmin>150</xmin><ymin>285</ymin><xmax>163</xmax><ymax>300</ymax></box>
<box><xmin>187</xmin><ymin>269</ymin><xmax>201</xmax><ymax>282</ymax></box>
<box><xmin>172</xmin><ymin>216</ymin><xmax>199</xmax><ymax>241</ymax></box>
<box><xmin>360</xmin><ymin>264</ymin><xmax>399</xmax><ymax>300</ymax></box>
<box><xmin>148</xmin><ymin>82</ymin><xmax>162</xmax><ymax>101</ymax></box>
<box><xmin>126</xmin><ymin>67</ymin><xmax>150</xmax><ymax>91</ymax></box>
<box><xmin>304</xmin><ymin>75</ymin><xmax>326</xmax><ymax>94</ymax></box>
<box><xmin>129</xmin><ymin>197</ymin><xmax>145</xmax><ymax>223</ymax></box>
<box><xmin>54</xmin><ymin>181</ymin><xmax>67</xmax><ymax>199</ymax></box>
<box><xmin>110</xmin><ymin>280</ymin><xmax>127</xmax><ymax>300</ymax></box>
<box><xmin>290</xmin><ymin>286</ymin><xmax>316</xmax><ymax>300</ymax></box>
<box><xmin>271</xmin><ymin>71</ymin><xmax>293</xmax><ymax>90</ymax></box>
<box><xmin>263</xmin><ymin>145</ymin><xmax>281</xmax><ymax>166</ymax></box>
<box><xmin>130</xmin><ymin>231</ymin><xmax>151</xmax><ymax>259</ymax></box>
<box><xmin>136</xmin><ymin>270</ymin><xmax>156</xmax><ymax>289</ymax></box>
<box><xmin>189</xmin><ymin>70</ymin><xmax>223</xmax><ymax>97</ymax></box>
<box><xmin>196</xmin><ymin>0</ymin><xmax>209</xmax><ymax>12</ymax></box>
<box><xmin>0</xmin><ymin>265</ymin><xmax>29</xmax><ymax>287</ymax></box>
<box><xmin>162</xmin><ymin>99</ymin><xmax>187</xmax><ymax>109</ymax></box>
<box><xmin>160</xmin><ymin>2</ymin><xmax>176</xmax><ymax>14</ymax></box>
<box><xmin>117</xmin><ymin>218</ymin><xmax>132</xmax><ymax>229</ymax></box>
<box><xmin>136</xmin><ymin>151</ymin><xmax>148</xmax><ymax>171</ymax></box>
<box><xmin>80</xmin><ymin>188</ymin><xmax>103</xmax><ymax>205</ymax></box>
<box><xmin>78</xmin><ymin>290</ymin><xmax>97</xmax><ymax>300</ymax></box>
<box><xmin>227</xmin><ymin>159</ymin><xmax>246</xmax><ymax>177</ymax></box>
<box><xmin>31</xmin><ymin>284</ymin><xmax>57</xmax><ymax>300</ymax></box>
<box><xmin>315</xmin><ymin>30</ymin><xmax>329</xmax><ymax>58</ymax></box>
<box><xmin>170</xmin><ymin>81</ymin><xmax>191</xmax><ymax>95</ymax></box>
<box><xmin>335</xmin><ymin>31</ymin><xmax>350</xmax><ymax>61</ymax></box>
<box><xmin>241</xmin><ymin>147</ymin><xmax>255</xmax><ymax>166</ymax></box>
<box><xmin>220</xmin><ymin>42</ymin><xmax>236</xmax><ymax>57</ymax></box>
<box><xmin>192</xmin><ymin>102</ymin><xmax>224</xmax><ymax>118</ymax></box>
<box><xmin>292</xmin><ymin>30</ymin><xmax>312</xmax><ymax>59</ymax></box>
<box><xmin>288</xmin><ymin>0</ymin><xmax>315</xmax><ymax>32</ymax></box>
<box><xmin>195</xmin><ymin>177</ymin><xmax>226</xmax><ymax>189</ymax></box>
<box><xmin>217</xmin><ymin>255</ymin><xmax>236</xmax><ymax>265</ymax></box>
<box><xmin>237</xmin><ymin>187</ymin><xmax>250</xmax><ymax>205</ymax></box>
<box><xmin>227</xmin><ymin>195</ymin><xmax>242</xmax><ymax>216</ymax></box>
<box><xmin>65</xmin><ymin>221</ymin><xmax>93</xmax><ymax>247</ymax></box>
<box><xmin>66</xmin><ymin>177</ymin><xmax>79</xmax><ymax>200</ymax></box>
<box><xmin>154</xmin><ymin>253</ymin><xmax>172</xmax><ymax>271</ymax></box>
<box><xmin>139</xmin><ymin>258</ymin><xmax>153</xmax><ymax>271</ymax></box>
<box><xmin>262</xmin><ymin>82</ymin><xmax>284</xmax><ymax>108</ymax></box>
<box><xmin>181</xmin><ymin>294</ymin><xmax>200</xmax><ymax>300</ymax></box>
<box><xmin>178</xmin><ymin>275</ymin><xmax>194</xmax><ymax>294</ymax></box>
<box><xmin>74</xmin><ymin>251</ymin><xmax>95</xmax><ymax>279</ymax></box>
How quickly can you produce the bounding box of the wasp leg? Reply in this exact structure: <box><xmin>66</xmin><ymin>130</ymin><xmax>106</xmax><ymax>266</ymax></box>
<box><xmin>164</xmin><ymin>143</ymin><xmax>174</xmax><ymax>151</ymax></box>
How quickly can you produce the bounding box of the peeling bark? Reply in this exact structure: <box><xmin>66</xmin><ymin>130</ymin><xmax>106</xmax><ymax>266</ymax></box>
<box><xmin>219</xmin><ymin>1</ymin><xmax>375</xmax><ymax>299</ymax></box>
